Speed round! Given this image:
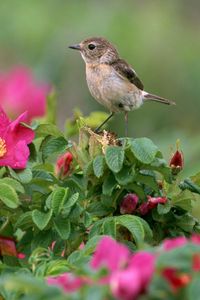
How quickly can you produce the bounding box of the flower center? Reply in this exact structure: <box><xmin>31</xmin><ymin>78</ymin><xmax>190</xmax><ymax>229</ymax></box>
<box><xmin>0</xmin><ymin>137</ymin><xmax>7</xmax><ymax>158</ymax></box>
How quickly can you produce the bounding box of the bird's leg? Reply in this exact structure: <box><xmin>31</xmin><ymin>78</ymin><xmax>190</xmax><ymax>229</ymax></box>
<box><xmin>124</xmin><ymin>111</ymin><xmax>128</xmax><ymax>137</ymax></box>
<box><xmin>94</xmin><ymin>112</ymin><xmax>114</xmax><ymax>133</ymax></box>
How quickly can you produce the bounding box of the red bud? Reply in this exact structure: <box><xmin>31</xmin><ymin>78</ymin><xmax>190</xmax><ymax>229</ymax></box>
<box><xmin>120</xmin><ymin>194</ymin><xmax>139</xmax><ymax>214</ymax></box>
<box><xmin>169</xmin><ymin>149</ymin><xmax>184</xmax><ymax>175</ymax></box>
<box><xmin>55</xmin><ymin>152</ymin><xmax>73</xmax><ymax>178</ymax></box>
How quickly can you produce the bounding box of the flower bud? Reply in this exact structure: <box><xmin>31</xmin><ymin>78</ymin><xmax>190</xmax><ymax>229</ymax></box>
<box><xmin>55</xmin><ymin>152</ymin><xmax>73</xmax><ymax>178</ymax></box>
<box><xmin>169</xmin><ymin>141</ymin><xmax>184</xmax><ymax>175</ymax></box>
<box><xmin>138</xmin><ymin>196</ymin><xmax>167</xmax><ymax>215</ymax></box>
<box><xmin>120</xmin><ymin>194</ymin><xmax>139</xmax><ymax>214</ymax></box>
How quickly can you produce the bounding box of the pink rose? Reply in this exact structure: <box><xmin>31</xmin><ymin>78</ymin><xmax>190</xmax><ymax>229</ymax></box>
<box><xmin>0</xmin><ymin>106</ymin><xmax>34</xmax><ymax>169</ymax></box>
<box><xmin>0</xmin><ymin>66</ymin><xmax>49</xmax><ymax>123</ymax></box>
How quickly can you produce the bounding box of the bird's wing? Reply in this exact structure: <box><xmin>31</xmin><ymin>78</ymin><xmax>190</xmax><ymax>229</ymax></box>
<box><xmin>111</xmin><ymin>59</ymin><xmax>144</xmax><ymax>90</ymax></box>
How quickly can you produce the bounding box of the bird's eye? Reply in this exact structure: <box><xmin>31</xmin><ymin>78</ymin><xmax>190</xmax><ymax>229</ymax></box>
<box><xmin>88</xmin><ymin>43</ymin><xmax>96</xmax><ymax>50</ymax></box>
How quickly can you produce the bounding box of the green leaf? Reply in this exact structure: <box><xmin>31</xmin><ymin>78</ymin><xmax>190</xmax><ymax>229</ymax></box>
<box><xmin>105</xmin><ymin>146</ymin><xmax>124</xmax><ymax>173</ymax></box>
<box><xmin>102</xmin><ymin>172</ymin><xmax>117</xmax><ymax>196</ymax></box>
<box><xmin>40</xmin><ymin>136</ymin><xmax>68</xmax><ymax>160</ymax></box>
<box><xmin>172</xmin><ymin>190</ymin><xmax>193</xmax><ymax>211</ymax></box>
<box><xmin>157</xmin><ymin>202</ymin><xmax>171</xmax><ymax>215</ymax></box>
<box><xmin>82</xmin><ymin>235</ymin><xmax>106</xmax><ymax>256</ymax></box>
<box><xmin>0</xmin><ymin>183</ymin><xmax>20</xmax><ymax>208</ymax></box>
<box><xmin>130</xmin><ymin>138</ymin><xmax>158</xmax><ymax>164</ymax></box>
<box><xmin>45</xmin><ymin>260</ymin><xmax>69</xmax><ymax>276</ymax></box>
<box><xmin>54</xmin><ymin>217</ymin><xmax>71</xmax><ymax>239</ymax></box>
<box><xmin>83</xmin><ymin>211</ymin><xmax>93</xmax><ymax>227</ymax></box>
<box><xmin>35</xmin><ymin>124</ymin><xmax>63</xmax><ymax>138</ymax></box>
<box><xmin>134</xmin><ymin>173</ymin><xmax>159</xmax><ymax>192</ymax></box>
<box><xmin>32</xmin><ymin>209</ymin><xmax>53</xmax><ymax>230</ymax></box>
<box><xmin>93</xmin><ymin>155</ymin><xmax>105</xmax><ymax>178</ymax></box>
<box><xmin>15</xmin><ymin>211</ymin><xmax>33</xmax><ymax>230</ymax></box>
<box><xmin>115</xmin><ymin>215</ymin><xmax>146</xmax><ymax>246</ymax></box>
<box><xmin>0</xmin><ymin>177</ymin><xmax>25</xmax><ymax>193</ymax></box>
<box><xmin>115</xmin><ymin>165</ymin><xmax>135</xmax><ymax>185</ymax></box>
<box><xmin>8</xmin><ymin>167</ymin><xmax>32</xmax><ymax>184</ymax></box>
<box><xmin>51</xmin><ymin>187</ymin><xmax>69</xmax><ymax>215</ymax></box>
<box><xmin>175</xmin><ymin>213</ymin><xmax>196</xmax><ymax>232</ymax></box>
<box><xmin>103</xmin><ymin>219</ymin><xmax>116</xmax><ymax>238</ymax></box>
<box><xmin>63</xmin><ymin>193</ymin><xmax>79</xmax><ymax>209</ymax></box>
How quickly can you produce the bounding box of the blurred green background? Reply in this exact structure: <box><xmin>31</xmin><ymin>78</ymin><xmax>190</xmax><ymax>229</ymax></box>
<box><xmin>0</xmin><ymin>0</ymin><xmax>200</xmax><ymax>176</ymax></box>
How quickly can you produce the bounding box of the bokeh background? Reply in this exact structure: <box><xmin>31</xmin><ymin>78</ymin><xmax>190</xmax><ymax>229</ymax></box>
<box><xmin>0</xmin><ymin>0</ymin><xmax>200</xmax><ymax>176</ymax></box>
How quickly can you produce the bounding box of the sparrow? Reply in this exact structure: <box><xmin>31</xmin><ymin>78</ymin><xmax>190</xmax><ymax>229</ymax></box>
<box><xmin>69</xmin><ymin>37</ymin><xmax>175</xmax><ymax>135</ymax></box>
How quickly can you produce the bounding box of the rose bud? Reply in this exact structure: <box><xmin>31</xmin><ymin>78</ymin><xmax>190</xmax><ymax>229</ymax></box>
<box><xmin>169</xmin><ymin>140</ymin><xmax>184</xmax><ymax>175</ymax></box>
<box><xmin>138</xmin><ymin>196</ymin><xmax>167</xmax><ymax>215</ymax></box>
<box><xmin>147</xmin><ymin>196</ymin><xmax>167</xmax><ymax>209</ymax></box>
<box><xmin>55</xmin><ymin>152</ymin><xmax>73</xmax><ymax>178</ymax></box>
<box><xmin>138</xmin><ymin>202</ymin><xmax>150</xmax><ymax>216</ymax></box>
<box><xmin>120</xmin><ymin>194</ymin><xmax>139</xmax><ymax>214</ymax></box>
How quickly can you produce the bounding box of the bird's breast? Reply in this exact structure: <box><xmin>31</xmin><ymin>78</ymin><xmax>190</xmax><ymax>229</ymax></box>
<box><xmin>85</xmin><ymin>63</ymin><xmax>142</xmax><ymax>112</ymax></box>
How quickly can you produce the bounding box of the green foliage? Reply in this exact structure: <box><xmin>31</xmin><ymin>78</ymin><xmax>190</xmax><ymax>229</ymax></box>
<box><xmin>1</xmin><ymin>116</ymin><xmax>200</xmax><ymax>299</ymax></box>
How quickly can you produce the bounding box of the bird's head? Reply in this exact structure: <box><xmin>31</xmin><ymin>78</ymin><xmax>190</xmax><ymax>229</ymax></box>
<box><xmin>69</xmin><ymin>37</ymin><xmax>118</xmax><ymax>64</ymax></box>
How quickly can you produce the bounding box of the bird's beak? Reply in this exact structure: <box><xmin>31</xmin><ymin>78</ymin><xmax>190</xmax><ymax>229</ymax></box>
<box><xmin>68</xmin><ymin>44</ymin><xmax>81</xmax><ymax>50</ymax></box>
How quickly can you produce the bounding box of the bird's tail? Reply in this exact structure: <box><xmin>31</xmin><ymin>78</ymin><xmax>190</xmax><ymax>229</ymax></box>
<box><xmin>142</xmin><ymin>91</ymin><xmax>176</xmax><ymax>105</ymax></box>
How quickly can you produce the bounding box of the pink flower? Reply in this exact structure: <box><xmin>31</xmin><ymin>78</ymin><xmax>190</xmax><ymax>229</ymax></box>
<box><xmin>138</xmin><ymin>196</ymin><xmax>167</xmax><ymax>215</ymax></box>
<box><xmin>47</xmin><ymin>273</ymin><xmax>84</xmax><ymax>293</ymax></box>
<box><xmin>129</xmin><ymin>252</ymin><xmax>155</xmax><ymax>289</ymax></box>
<box><xmin>0</xmin><ymin>66</ymin><xmax>49</xmax><ymax>123</ymax></box>
<box><xmin>90</xmin><ymin>236</ymin><xmax>130</xmax><ymax>272</ymax></box>
<box><xmin>0</xmin><ymin>106</ymin><xmax>34</xmax><ymax>169</ymax></box>
<box><xmin>110</xmin><ymin>251</ymin><xmax>155</xmax><ymax>300</ymax></box>
<box><xmin>55</xmin><ymin>152</ymin><xmax>73</xmax><ymax>178</ymax></box>
<box><xmin>120</xmin><ymin>194</ymin><xmax>139</xmax><ymax>214</ymax></box>
<box><xmin>110</xmin><ymin>269</ymin><xmax>141</xmax><ymax>300</ymax></box>
<box><xmin>163</xmin><ymin>236</ymin><xmax>187</xmax><ymax>251</ymax></box>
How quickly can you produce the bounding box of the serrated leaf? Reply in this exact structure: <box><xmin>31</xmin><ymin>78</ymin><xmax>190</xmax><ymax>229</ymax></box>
<box><xmin>115</xmin><ymin>165</ymin><xmax>135</xmax><ymax>185</ymax></box>
<box><xmin>172</xmin><ymin>190</ymin><xmax>193</xmax><ymax>211</ymax></box>
<box><xmin>102</xmin><ymin>172</ymin><xmax>117</xmax><ymax>196</ymax></box>
<box><xmin>15</xmin><ymin>211</ymin><xmax>33</xmax><ymax>230</ymax></box>
<box><xmin>8</xmin><ymin>167</ymin><xmax>32</xmax><ymax>184</ymax></box>
<box><xmin>32</xmin><ymin>209</ymin><xmax>53</xmax><ymax>230</ymax></box>
<box><xmin>54</xmin><ymin>217</ymin><xmax>71</xmax><ymax>239</ymax></box>
<box><xmin>130</xmin><ymin>138</ymin><xmax>158</xmax><ymax>164</ymax></box>
<box><xmin>134</xmin><ymin>173</ymin><xmax>159</xmax><ymax>192</ymax></box>
<box><xmin>51</xmin><ymin>187</ymin><xmax>69</xmax><ymax>215</ymax></box>
<box><xmin>45</xmin><ymin>260</ymin><xmax>69</xmax><ymax>276</ymax></box>
<box><xmin>0</xmin><ymin>183</ymin><xmax>20</xmax><ymax>208</ymax></box>
<box><xmin>82</xmin><ymin>235</ymin><xmax>106</xmax><ymax>256</ymax></box>
<box><xmin>41</xmin><ymin>136</ymin><xmax>68</xmax><ymax>160</ymax></box>
<box><xmin>63</xmin><ymin>193</ymin><xmax>79</xmax><ymax>209</ymax></box>
<box><xmin>157</xmin><ymin>202</ymin><xmax>171</xmax><ymax>215</ymax></box>
<box><xmin>0</xmin><ymin>177</ymin><xmax>25</xmax><ymax>193</ymax></box>
<box><xmin>175</xmin><ymin>213</ymin><xmax>196</xmax><ymax>232</ymax></box>
<box><xmin>103</xmin><ymin>219</ymin><xmax>116</xmax><ymax>237</ymax></box>
<box><xmin>115</xmin><ymin>215</ymin><xmax>145</xmax><ymax>246</ymax></box>
<box><xmin>93</xmin><ymin>155</ymin><xmax>105</xmax><ymax>178</ymax></box>
<box><xmin>35</xmin><ymin>124</ymin><xmax>63</xmax><ymax>137</ymax></box>
<box><xmin>105</xmin><ymin>146</ymin><xmax>124</xmax><ymax>173</ymax></box>
<box><xmin>83</xmin><ymin>211</ymin><xmax>92</xmax><ymax>227</ymax></box>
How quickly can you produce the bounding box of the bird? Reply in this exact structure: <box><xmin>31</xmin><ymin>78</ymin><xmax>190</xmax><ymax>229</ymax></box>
<box><xmin>69</xmin><ymin>37</ymin><xmax>175</xmax><ymax>136</ymax></box>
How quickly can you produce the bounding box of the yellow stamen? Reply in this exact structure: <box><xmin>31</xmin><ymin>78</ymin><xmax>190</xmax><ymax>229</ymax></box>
<box><xmin>0</xmin><ymin>137</ymin><xmax>7</xmax><ymax>158</ymax></box>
